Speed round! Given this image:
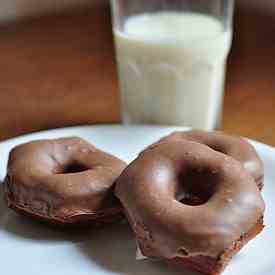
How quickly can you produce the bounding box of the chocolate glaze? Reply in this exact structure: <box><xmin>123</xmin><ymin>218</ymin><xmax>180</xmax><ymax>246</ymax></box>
<box><xmin>4</xmin><ymin>137</ymin><xmax>127</xmax><ymax>226</ymax></box>
<box><xmin>149</xmin><ymin>130</ymin><xmax>264</xmax><ymax>189</ymax></box>
<box><xmin>115</xmin><ymin>140</ymin><xmax>265</xmax><ymax>259</ymax></box>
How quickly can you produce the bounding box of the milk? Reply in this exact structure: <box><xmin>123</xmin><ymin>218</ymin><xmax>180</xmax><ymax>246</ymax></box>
<box><xmin>114</xmin><ymin>12</ymin><xmax>232</xmax><ymax>130</ymax></box>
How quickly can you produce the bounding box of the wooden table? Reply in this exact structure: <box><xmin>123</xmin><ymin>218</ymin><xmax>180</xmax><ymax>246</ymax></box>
<box><xmin>0</xmin><ymin>1</ymin><xmax>275</xmax><ymax>145</ymax></box>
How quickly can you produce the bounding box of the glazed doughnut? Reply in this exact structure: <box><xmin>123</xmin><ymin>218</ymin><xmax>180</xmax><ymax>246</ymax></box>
<box><xmin>115</xmin><ymin>140</ymin><xmax>265</xmax><ymax>275</ymax></box>
<box><xmin>4</xmin><ymin>137</ymin><xmax>127</xmax><ymax>226</ymax></box>
<box><xmin>150</xmin><ymin>130</ymin><xmax>264</xmax><ymax>190</ymax></box>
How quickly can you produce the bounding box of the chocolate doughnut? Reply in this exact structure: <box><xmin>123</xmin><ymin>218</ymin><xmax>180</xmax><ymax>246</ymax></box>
<box><xmin>150</xmin><ymin>130</ymin><xmax>264</xmax><ymax>190</ymax></box>
<box><xmin>4</xmin><ymin>137</ymin><xmax>127</xmax><ymax>226</ymax></box>
<box><xmin>115</xmin><ymin>140</ymin><xmax>265</xmax><ymax>275</ymax></box>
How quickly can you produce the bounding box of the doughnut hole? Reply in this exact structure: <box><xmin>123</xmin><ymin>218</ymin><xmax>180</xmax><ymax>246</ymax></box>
<box><xmin>209</xmin><ymin>144</ymin><xmax>225</xmax><ymax>154</ymax></box>
<box><xmin>57</xmin><ymin>162</ymin><xmax>90</xmax><ymax>174</ymax></box>
<box><xmin>177</xmin><ymin>168</ymin><xmax>219</xmax><ymax>206</ymax></box>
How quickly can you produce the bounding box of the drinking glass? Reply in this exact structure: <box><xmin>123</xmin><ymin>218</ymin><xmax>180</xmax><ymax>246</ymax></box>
<box><xmin>111</xmin><ymin>0</ymin><xmax>234</xmax><ymax>130</ymax></box>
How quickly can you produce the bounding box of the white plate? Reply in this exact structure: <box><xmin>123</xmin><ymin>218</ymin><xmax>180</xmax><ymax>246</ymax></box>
<box><xmin>0</xmin><ymin>125</ymin><xmax>274</xmax><ymax>275</ymax></box>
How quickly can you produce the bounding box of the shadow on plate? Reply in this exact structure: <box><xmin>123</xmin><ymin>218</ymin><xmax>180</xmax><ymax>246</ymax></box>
<box><xmin>78</xmin><ymin>221</ymin><xmax>199</xmax><ymax>275</ymax></box>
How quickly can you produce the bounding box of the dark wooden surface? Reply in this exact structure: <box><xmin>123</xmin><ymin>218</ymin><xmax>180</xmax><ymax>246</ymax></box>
<box><xmin>0</xmin><ymin>2</ymin><xmax>275</xmax><ymax>145</ymax></box>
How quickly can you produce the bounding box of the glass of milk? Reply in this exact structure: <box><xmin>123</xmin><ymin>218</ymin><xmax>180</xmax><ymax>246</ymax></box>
<box><xmin>111</xmin><ymin>0</ymin><xmax>234</xmax><ymax>130</ymax></box>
